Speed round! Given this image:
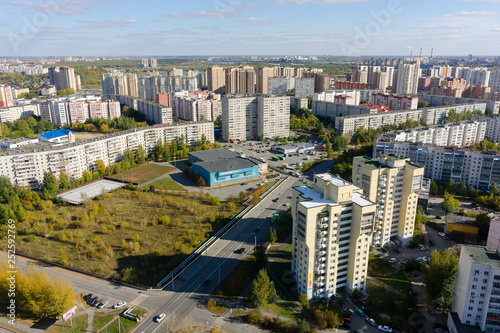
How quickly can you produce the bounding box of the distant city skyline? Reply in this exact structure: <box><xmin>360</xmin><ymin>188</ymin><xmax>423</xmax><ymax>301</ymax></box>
<box><xmin>0</xmin><ymin>0</ymin><xmax>499</xmax><ymax>57</ymax></box>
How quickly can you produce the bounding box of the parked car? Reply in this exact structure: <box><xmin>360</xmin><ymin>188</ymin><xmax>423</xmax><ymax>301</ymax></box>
<box><xmin>389</xmin><ymin>258</ymin><xmax>397</xmax><ymax>264</ymax></box>
<box><xmin>380</xmin><ymin>248</ymin><xmax>388</xmax><ymax>253</ymax></box>
<box><xmin>113</xmin><ymin>301</ymin><xmax>126</xmax><ymax>309</ymax></box>
<box><xmin>378</xmin><ymin>325</ymin><xmax>393</xmax><ymax>332</ymax></box>
<box><xmin>97</xmin><ymin>300</ymin><xmax>108</xmax><ymax>309</ymax></box>
<box><xmin>366</xmin><ymin>317</ymin><xmax>377</xmax><ymax>326</ymax></box>
<box><xmin>393</xmin><ymin>247</ymin><xmax>401</xmax><ymax>254</ymax></box>
<box><xmin>155</xmin><ymin>313</ymin><xmax>166</xmax><ymax>322</ymax></box>
<box><xmin>83</xmin><ymin>293</ymin><xmax>92</xmax><ymax>301</ymax></box>
<box><xmin>355</xmin><ymin>308</ymin><xmax>365</xmax><ymax>317</ymax></box>
<box><xmin>235</xmin><ymin>248</ymin><xmax>245</xmax><ymax>254</ymax></box>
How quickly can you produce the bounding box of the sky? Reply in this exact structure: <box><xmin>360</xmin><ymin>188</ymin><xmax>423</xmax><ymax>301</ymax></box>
<box><xmin>1</xmin><ymin>0</ymin><xmax>499</xmax><ymax>57</ymax></box>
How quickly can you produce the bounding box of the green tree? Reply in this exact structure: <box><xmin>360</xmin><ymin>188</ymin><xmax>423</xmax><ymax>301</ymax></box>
<box><xmin>442</xmin><ymin>193</ymin><xmax>460</xmax><ymax>215</ymax></box>
<box><xmin>0</xmin><ymin>175</ymin><xmax>12</xmax><ymax>190</ymax></box>
<box><xmin>298</xmin><ymin>293</ymin><xmax>309</xmax><ymax>308</ymax></box>
<box><xmin>297</xmin><ymin>319</ymin><xmax>310</xmax><ymax>333</ymax></box>
<box><xmin>122</xmin><ymin>148</ymin><xmax>135</xmax><ymax>166</ymax></box>
<box><xmin>82</xmin><ymin>170</ymin><xmax>93</xmax><ymax>183</ymax></box>
<box><xmin>214</xmin><ymin>115</ymin><xmax>222</xmax><ymax>127</ymax></box>
<box><xmin>266</xmin><ymin>228</ymin><xmax>278</xmax><ymax>244</ymax></box>
<box><xmin>94</xmin><ymin>160</ymin><xmax>107</xmax><ymax>177</ymax></box>
<box><xmin>248</xmin><ymin>269</ymin><xmax>279</xmax><ymax>307</ymax></box>
<box><xmin>351</xmin><ymin>288</ymin><xmax>364</xmax><ymax>304</ymax></box>
<box><xmin>254</xmin><ymin>244</ymin><xmax>268</xmax><ymax>270</ymax></box>
<box><xmin>423</xmin><ymin>249</ymin><xmax>458</xmax><ymax>309</ymax></box>
<box><xmin>43</xmin><ymin>171</ymin><xmax>58</xmax><ymax>193</ymax></box>
<box><xmin>475</xmin><ymin>212</ymin><xmax>492</xmax><ymax>240</ymax></box>
<box><xmin>58</xmin><ymin>248</ymin><xmax>68</xmax><ymax>265</ymax></box>
<box><xmin>134</xmin><ymin>144</ymin><xmax>146</xmax><ymax>164</ymax></box>
<box><xmin>59</xmin><ymin>171</ymin><xmax>70</xmax><ymax>190</ymax></box>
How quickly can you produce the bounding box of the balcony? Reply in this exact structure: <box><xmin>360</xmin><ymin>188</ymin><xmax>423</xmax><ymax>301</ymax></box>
<box><xmin>318</xmin><ymin>217</ymin><xmax>329</xmax><ymax>223</ymax></box>
<box><xmin>316</xmin><ymin>250</ymin><xmax>327</xmax><ymax>257</ymax></box>
<box><xmin>317</xmin><ymin>230</ymin><xmax>328</xmax><ymax>237</ymax></box>
<box><xmin>317</xmin><ymin>223</ymin><xmax>329</xmax><ymax>229</ymax></box>
<box><xmin>316</xmin><ymin>242</ymin><xmax>327</xmax><ymax>249</ymax></box>
<box><xmin>315</xmin><ymin>268</ymin><xmax>326</xmax><ymax>275</ymax></box>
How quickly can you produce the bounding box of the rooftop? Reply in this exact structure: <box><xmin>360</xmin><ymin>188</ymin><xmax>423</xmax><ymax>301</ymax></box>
<box><xmin>354</xmin><ymin>155</ymin><xmax>422</xmax><ymax>170</ymax></box>
<box><xmin>294</xmin><ymin>185</ymin><xmax>339</xmax><ymax>209</ymax></box>
<box><xmin>316</xmin><ymin>173</ymin><xmax>352</xmax><ymax>187</ymax></box>
<box><xmin>352</xmin><ymin>192</ymin><xmax>376</xmax><ymax>207</ymax></box>
<box><xmin>463</xmin><ymin>245</ymin><xmax>500</xmax><ymax>269</ymax></box>
<box><xmin>195</xmin><ymin>156</ymin><xmax>259</xmax><ymax>174</ymax></box>
<box><xmin>39</xmin><ymin>129</ymin><xmax>74</xmax><ymax>139</ymax></box>
<box><xmin>189</xmin><ymin>148</ymin><xmax>239</xmax><ymax>161</ymax></box>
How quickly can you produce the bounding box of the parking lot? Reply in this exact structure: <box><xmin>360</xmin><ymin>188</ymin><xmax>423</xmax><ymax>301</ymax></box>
<box><xmin>227</xmin><ymin>140</ymin><xmax>326</xmax><ymax>171</ymax></box>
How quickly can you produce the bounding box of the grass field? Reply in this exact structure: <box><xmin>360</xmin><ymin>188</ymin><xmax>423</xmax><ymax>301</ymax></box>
<box><xmin>93</xmin><ymin>308</ymin><xmax>146</xmax><ymax>333</ymax></box>
<box><xmin>368</xmin><ymin>253</ymin><xmax>397</xmax><ymax>277</ymax></box>
<box><xmin>10</xmin><ymin>189</ymin><xmax>243</xmax><ymax>286</ymax></box>
<box><xmin>146</xmin><ymin>177</ymin><xmax>186</xmax><ymax>191</ymax></box>
<box><xmin>46</xmin><ymin>313</ymin><xmax>88</xmax><ymax>333</ymax></box>
<box><xmin>109</xmin><ymin>163</ymin><xmax>176</xmax><ymax>184</ymax></box>
<box><xmin>261</xmin><ymin>301</ymin><xmax>300</xmax><ymax>321</ymax></box>
<box><xmin>376</xmin><ymin>272</ymin><xmax>412</xmax><ymax>295</ymax></box>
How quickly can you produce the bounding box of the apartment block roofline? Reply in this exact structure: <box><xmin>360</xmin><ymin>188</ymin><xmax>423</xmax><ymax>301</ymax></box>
<box><xmin>0</xmin><ymin>121</ymin><xmax>214</xmax><ymax>157</ymax></box>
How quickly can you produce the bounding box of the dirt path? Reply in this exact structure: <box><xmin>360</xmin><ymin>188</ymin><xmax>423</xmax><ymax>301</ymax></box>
<box><xmin>87</xmin><ymin>308</ymin><xmax>94</xmax><ymax>333</ymax></box>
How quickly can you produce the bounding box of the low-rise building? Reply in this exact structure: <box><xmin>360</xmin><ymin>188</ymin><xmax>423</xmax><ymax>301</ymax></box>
<box><xmin>0</xmin><ymin>137</ymin><xmax>39</xmax><ymax>150</ymax></box>
<box><xmin>188</xmin><ymin>148</ymin><xmax>263</xmax><ymax>187</ymax></box>
<box><xmin>37</xmin><ymin>129</ymin><xmax>75</xmax><ymax>145</ymax></box>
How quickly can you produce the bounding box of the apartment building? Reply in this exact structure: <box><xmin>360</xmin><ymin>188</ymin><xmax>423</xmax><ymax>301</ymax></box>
<box><xmin>222</xmin><ymin>95</ymin><xmax>289</xmax><ymax>141</ymax></box>
<box><xmin>294</xmin><ymin>78</ymin><xmax>315</xmax><ymax>98</ymax></box>
<box><xmin>257</xmin><ymin>96</ymin><xmax>290</xmax><ymax>139</ymax></box>
<box><xmin>268</xmin><ymin>77</ymin><xmax>295</xmax><ymax>96</ymax></box>
<box><xmin>106</xmin><ymin>94</ymin><xmax>172</xmax><ymax>125</ymax></box>
<box><xmin>375</xmin><ymin>121</ymin><xmax>487</xmax><ymax>149</ymax></box>
<box><xmin>312</xmin><ymin>100</ymin><xmax>377</xmax><ymax>121</ymax></box>
<box><xmin>471</xmin><ymin>115</ymin><xmax>500</xmax><ymax>142</ymax></box>
<box><xmin>172</xmin><ymin>91</ymin><xmax>222</xmax><ymax>122</ymax></box>
<box><xmin>256</xmin><ymin>67</ymin><xmax>276</xmax><ymax>94</ymax></box>
<box><xmin>418</xmin><ymin>95</ymin><xmax>500</xmax><ymax>115</ymax></box>
<box><xmin>0</xmin><ymin>85</ymin><xmax>14</xmax><ymax>107</ymax></box>
<box><xmin>225</xmin><ymin>66</ymin><xmax>256</xmax><ymax>94</ymax></box>
<box><xmin>48</xmin><ymin>67</ymin><xmax>81</xmax><ymax>92</ymax></box>
<box><xmin>335</xmin><ymin>102</ymin><xmax>487</xmax><ymax>137</ymax></box>
<box><xmin>102</xmin><ymin>71</ymin><xmax>139</xmax><ymax>97</ymax></box>
<box><xmin>291</xmin><ymin>173</ymin><xmax>376</xmax><ymax>300</ymax></box>
<box><xmin>352</xmin><ymin>155</ymin><xmax>424</xmax><ymax>247</ymax></box>
<box><xmin>372</xmin><ymin>93</ymin><xmax>418</xmax><ymax>110</ymax></box>
<box><xmin>0</xmin><ymin>104</ymin><xmax>40</xmax><ymax>123</ymax></box>
<box><xmin>451</xmin><ymin>245</ymin><xmax>500</xmax><ymax>331</ymax></box>
<box><xmin>206</xmin><ymin>66</ymin><xmax>225</xmax><ymax>94</ymax></box>
<box><xmin>395</xmin><ymin>61</ymin><xmax>420</xmax><ymax>95</ymax></box>
<box><xmin>0</xmin><ymin>122</ymin><xmax>214</xmax><ymax>188</ymax></box>
<box><xmin>373</xmin><ymin>144</ymin><xmax>500</xmax><ymax>190</ymax></box>
<box><xmin>335</xmin><ymin>81</ymin><xmax>374</xmax><ymax>90</ymax></box>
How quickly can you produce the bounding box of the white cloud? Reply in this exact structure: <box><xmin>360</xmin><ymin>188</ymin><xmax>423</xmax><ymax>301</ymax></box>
<box><xmin>77</xmin><ymin>19</ymin><xmax>137</xmax><ymax>29</ymax></box>
<box><xmin>168</xmin><ymin>9</ymin><xmax>238</xmax><ymax>19</ymax></box>
<box><xmin>443</xmin><ymin>10</ymin><xmax>499</xmax><ymax>17</ymax></box>
<box><xmin>244</xmin><ymin>17</ymin><xmax>272</xmax><ymax>25</ymax></box>
<box><xmin>9</xmin><ymin>0</ymin><xmax>115</xmax><ymax>15</ymax></box>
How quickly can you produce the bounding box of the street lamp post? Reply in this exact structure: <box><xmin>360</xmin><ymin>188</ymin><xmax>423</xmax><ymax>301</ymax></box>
<box><xmin>254</xmin><ymin>232</ymin><xmax>257</xmax><ymax>249</ymax></box>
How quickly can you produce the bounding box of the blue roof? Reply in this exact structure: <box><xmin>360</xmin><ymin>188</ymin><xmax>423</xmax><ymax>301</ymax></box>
<box><xmin>39</xmin><ymin>129</ymin><xmax>74</xmax><ymax>139</ymax></box>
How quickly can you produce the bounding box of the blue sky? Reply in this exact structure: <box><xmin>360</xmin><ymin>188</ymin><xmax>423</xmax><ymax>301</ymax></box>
<box><xmin>1</xmin><ymin>0</ymin><xmax>499</xmax><ymax>57</ymax></box>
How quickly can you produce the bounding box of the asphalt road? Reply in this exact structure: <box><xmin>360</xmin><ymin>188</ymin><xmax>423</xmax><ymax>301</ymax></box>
<box><xmin>1</xmin><ymin>158</ymin><xmax>338</xmax><ymax>333</ymax></box>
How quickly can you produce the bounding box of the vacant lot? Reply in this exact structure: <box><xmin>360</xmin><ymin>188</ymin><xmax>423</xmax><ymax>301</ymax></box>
<box><xmin>10</xmin><ymin>189</ymin><xmax>243</xmax><ymax>286</ymax></box>
<box><xmin>109</xmin><ymin>163</ymin><xmax>176</xmax><ymax>184</ymax></box>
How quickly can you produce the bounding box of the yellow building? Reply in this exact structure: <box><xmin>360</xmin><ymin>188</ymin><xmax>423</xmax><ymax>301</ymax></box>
<box><xmin>291</xmin><ymin>173</ymin><xmax>376</xmax><ymax>300</ymax></box>
<box><xmin>352</xmin><ymin>155</ymin><xmax>424</xmax><ymax>247</ymax></box>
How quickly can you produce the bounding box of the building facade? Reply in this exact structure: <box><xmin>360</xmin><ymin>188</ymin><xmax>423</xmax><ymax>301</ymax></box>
<box><xmin>372</xmin><ymin>93</ymin><xmax>418</xmax><ymax>110</ymax></box>
<box><xmin>395</xmin><ymin>61</ymin><xmax>420</xmax><ymax>95</ymax></box>
<box><xmin>471</xmin><ymin>115</ymin><xmax>500</xmax><ymax>142</ymax></box>
<box><xmin>451</xmin><ymin>246</ymin><xmax>500</xmax><ymax>331</ymax></box>
<box><xmin>352</xmin><ymin>155</ymin><xmax>424</xmax><ymax>247</ymax></box>
<box><xmin>48</xmin><ymin>66</ymin><xmax>81</xmax><ymax>92</ymax></box>
<box><xmin>374</xmin><ymin>120</ymin><xmax>488</xmax><ymax>149</ymax></box>
<box><xmin>106</xmin><ymin>94</ymin><xmax>172</xmax><ymax>125</ymax></box>
<box><xmin>291</xmin><ymin>173</ymin><xmax>377</xmax><ymax>300</ymax></box>
<box><xmin>0</xmin><ymin>122</ymin><xmax>214</xmax><ymax>188</ymax></box>
<box><xmin>222</xmin><ymin>95</ymin><xmax>289</xmax><ymax>141</ymax></box>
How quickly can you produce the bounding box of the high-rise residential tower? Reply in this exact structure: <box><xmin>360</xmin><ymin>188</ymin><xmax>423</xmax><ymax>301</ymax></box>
<box><xmin>352</xmin><ymin>155</ymin><xmax>424</xmax><ymax>247</ymax></box>
<box><xmin>291</xmin><ymin>173</ymin><xmax>376</xmax><ymax>300</ymax></box>
<box><xmin>395</xmin><ymin>61</ymin><xmax>420</xmax><ymax>95</ymax></box>
<box><xmin>48</xmin><ymin>67</ymin><xmax>81</xmax><ymax>92</ymax></box>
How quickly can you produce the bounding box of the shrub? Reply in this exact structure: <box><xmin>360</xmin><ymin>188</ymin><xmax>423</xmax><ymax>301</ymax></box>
<box><xmin>24</xmin><ymin>235</ymin><xmax>37</xmax><ymax>242</ymax></box>
<box><xmin>207</xmin><ymin>299</ymin><xmax>216</xmax><ymax>309</ymax></box>
<box><xmin>298</xmin><ymin>293</ymin><xmax>309</xmax><ymax>308</ymax></box>
<box><xmin>247</xmin><ymin>309</ymin><xmax>263</xmax><ymax>324</ymax></box>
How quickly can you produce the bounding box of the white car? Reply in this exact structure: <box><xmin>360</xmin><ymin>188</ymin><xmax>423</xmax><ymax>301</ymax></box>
<box><xmin>155</xmin><ymin>313</ymin><xmax>166</xmax><ymax>322</ymax></box>
<box><xmin>388</xmin><ymin>258</ymin><xmax>397</xmax><ymax>263</ymax></box>
<box><xmin>378</xmin><ymin>325</ymin><xmax>393</xmax><ymax>332</ymax></box>
<box><xmin>366</xmin><ymin>317</ymin><xmax>377</xmax><ymax>326</ymax></box>
<box><xmin>113</xmin><ymin>301</ymin><xmax>126</xmax><ymax>309</ymax></box>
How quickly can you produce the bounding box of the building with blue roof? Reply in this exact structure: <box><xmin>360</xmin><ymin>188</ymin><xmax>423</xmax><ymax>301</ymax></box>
<box><xmin>37</xmin><ymin>129</ymin><xmax>75</xmax><ymax>145</ymax></box>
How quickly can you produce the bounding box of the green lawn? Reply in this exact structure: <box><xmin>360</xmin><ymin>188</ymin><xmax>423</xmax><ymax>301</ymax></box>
<box><xmin>261</xmin><ymin>301</ymin><xmax>300</xmax><ymax>321</ymax></box>
<box><xmin>368</xmin><ymin>253</ymin><xmax>397</xmax><ymax>277</ymax></box>
<box><xmin>47</xmin><ymin>313</ymin><xmax>88</xmax><ymax>333</ymax></box>
<box><xmin>109</xmin><ymin>163</ymin><xmax>176</xmax><ymax>184</ymax></box>
<box><xmin>376</xmin><ymin>272</ymin><xmax>412</xmax><ymax>295</ymax></box>
<box><xmin>146</xmin><ymin>177</ymin><xmax>186</xmax><ymax>191</ymax></box>
<box><xmin>93</xmin><ymin>310</ymin><xmax>121</xmax><ymax>332</ymax></box>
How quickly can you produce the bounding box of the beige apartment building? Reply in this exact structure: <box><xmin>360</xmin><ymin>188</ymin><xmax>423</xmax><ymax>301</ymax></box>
<box><xmin>291</xmin><ymin>173</ymin><xmax>376</xmax><ymax>300</ymax></box>
<box><xmin>352</xmin><ymin>155</ymin><xmax>424</xmax><ymax>247</ymax></box>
